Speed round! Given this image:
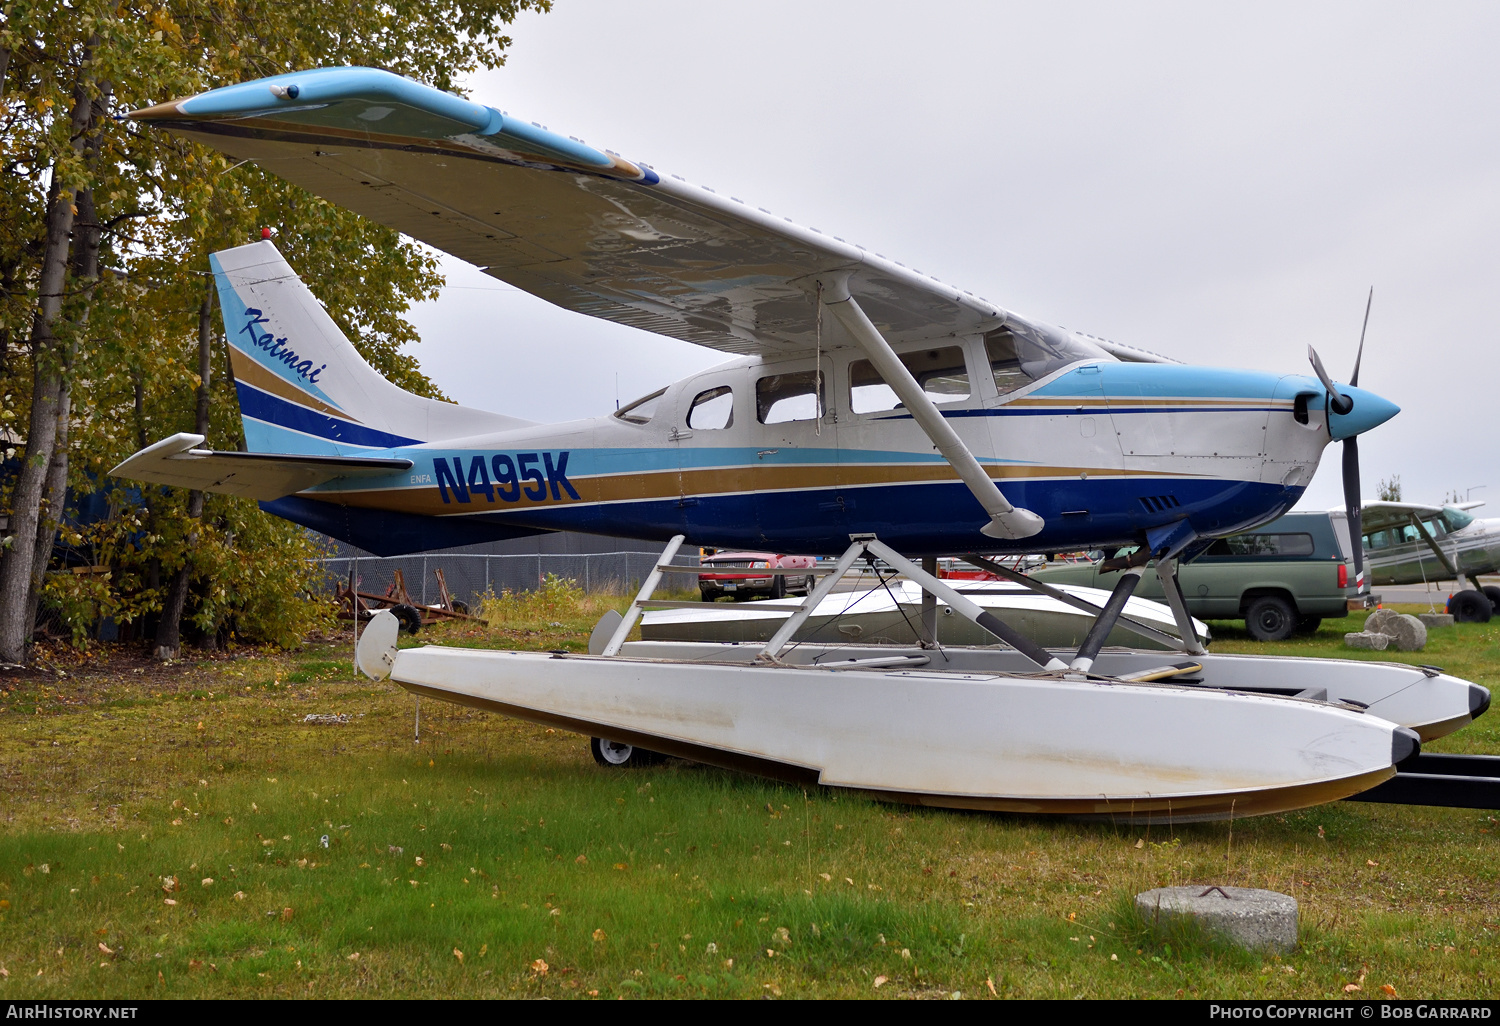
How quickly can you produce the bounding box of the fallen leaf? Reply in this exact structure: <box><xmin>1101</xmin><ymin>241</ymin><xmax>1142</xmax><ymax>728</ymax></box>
<box><xmin>613</xmin><ymin>863</ymin><xmax>628</xmax><ymax>871</ymax></box>
<box><xmin>986</xmin><ymin>976</ymin><xmax>997</xmax><ymax>995</ymax></box>
<box><xmin>1381</xmin><ymin>985</ymin><xmax>1399</xmax><ymax>998</ymax></box>
<box><xmin>347</xmin><ymin>952</ymin><xmax>360</xmax><ymax>962</ymax></box>
<box><xmin>280</xmin><ymin>907</ymin><xmax>293</xmax><ymax>921</ymax></box>
<box><xmin>530</xmin><ymin>958</ymin><xmax>549</xmax><ymax>976</ymax></box>
<box><xmin>1344</xmin><ymin>984</ymin><xmax>1362</xmax><ymax>993</ymax></box>
<box><xmin>592</xmin><ymin>929</ymin><xmax>607</xmax><ymax>942</ymax></box>
<box><xmin>98</xmin><ymin>943</ymin><xmax>114</xmax><ymax>956</ymax></box>
<box><xmin>201</xmin><ymin>878</ymin><xmax>213</xmax><ymax>888</ymax></box>
<box><xmin>441</xmin><ymin>843</ymin><xmax>452</xmax><ymax>851</ymax></box>
<box><xmin>1367</xmin><ymin>860</ymin><xmax>1379</xmax><ymax>867</ymax></box>
<box><xmin>161</xmin><ymin>876</ymin><xmax>178</xmax><ymax>893</ymax></box>
<box><xmin>818</xmin><ymin>873</ymin><xmax>831</xmax><ymax>882</ymax></box>
<box><xmin>575</xmin><ymin>854</ymin><xmax>587</xmax><ymax>864</ymax></box>
<box><xmin>171</xmin><ymin>819</ymin><xmax>183</xmax><ymax>827</ymax></box>
<box><xmin>453</xmin><ymin>948</ymin><xmax>464</xmax><ymax>963</ymax></box>
<box><xmin>479</xmin><ymin>944</ymin><xmax>487</xmax><ymax>957</ymax></box>
<box><xmin>414</xmin><ymin>857</ymin><xmax>426</xmax><ymax>867</ymax></box>
<box><xmin>233</xmin><ymin>891</ymin><xmax>246</xmax><ymax>901</ymax></box>
<box><xmin>163</xmin><ymin>898</ymin><xmax>177</xmax><ymax>906</ymax></box>
<box><xmin>549</xmin><ymin>908</ymin><xmax>561</xmax><ymax>917</ymax></box>
<box><xmin>874</xmin><ymin>976</ymin><xmax>888</xmax><ymax>989</ymax></box>
<box><xmin>1134</xmin><ymin>838</ymin><xmax>1144</xmax><ymax>849</ymax></box>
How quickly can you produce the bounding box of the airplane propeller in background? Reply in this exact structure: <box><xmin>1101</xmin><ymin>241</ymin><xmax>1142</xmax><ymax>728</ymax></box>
<box><xmin>1308</xmin><ymin>288</ymin><xmax>1374</xmax><ymax>596</ymax></box>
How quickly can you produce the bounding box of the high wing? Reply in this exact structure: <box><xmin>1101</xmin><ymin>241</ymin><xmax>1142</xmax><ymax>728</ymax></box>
<box><xmin>130</xmin><ymin>68</ymin><xmax>1161</xmax><ymax>362</ymax></box>
<box><xmin>111</xmin><ymin>433</ymin><xmax>412</xmax><ymax>501</ymax></box>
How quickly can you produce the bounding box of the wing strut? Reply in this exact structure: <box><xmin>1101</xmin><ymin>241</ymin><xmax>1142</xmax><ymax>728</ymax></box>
<box><xmin>819</xmin><ymin>276</ymin><xmax>1045</xmax><ymax>541</ymax></box>
<box><xmin>1406</xmin><ymin>512</ymin><xmax>1461</xmax><ymax>580</ymax></box>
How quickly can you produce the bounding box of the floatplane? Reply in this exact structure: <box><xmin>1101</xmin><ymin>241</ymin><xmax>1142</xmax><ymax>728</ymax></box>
<box><xmin>113</xmin><ymin>68</ymin><xmax>1488</xmax><ymax>821</ymax></box>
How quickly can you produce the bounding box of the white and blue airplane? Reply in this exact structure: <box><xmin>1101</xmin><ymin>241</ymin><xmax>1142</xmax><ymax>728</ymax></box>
<box><xmin>115</xmin><ymin>67</ymin><xmax>1395</xmax><ymax>580</ymax></box>
<box><xmin>110</xmin><ymin>68</ymin><xmax>1487</xmax><ymax>820</ymax></box>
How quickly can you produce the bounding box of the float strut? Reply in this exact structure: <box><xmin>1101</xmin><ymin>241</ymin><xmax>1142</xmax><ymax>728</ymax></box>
<box><xmin>1070</xmin><ymin>567</ymin><xmax>1144</xmax><ymax>673</ymax></box>
<box><xmin>1154</xmin><ymin>557</ymin><xmax>1207</xmax><ymax>655</ymax></box>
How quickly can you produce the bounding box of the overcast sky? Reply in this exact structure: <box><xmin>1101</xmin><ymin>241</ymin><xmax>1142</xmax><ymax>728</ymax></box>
<box><xmin>403</xmin><ymin>0</ymin><xmax>1500</xmax><ymax>512</ymax></box>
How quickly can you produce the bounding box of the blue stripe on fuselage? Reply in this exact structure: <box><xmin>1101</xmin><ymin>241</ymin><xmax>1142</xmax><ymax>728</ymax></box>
<box><xmin>280</xmin><ymin>475</ymin><xmax>1303</xmax><ymax>557</ymax></box>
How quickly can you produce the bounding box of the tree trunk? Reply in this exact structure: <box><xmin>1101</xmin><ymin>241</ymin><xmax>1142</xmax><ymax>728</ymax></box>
<box><xmin>0</xmin><ymin>183</ymin><xmax>81</xmax><ymax>663</ymax></box>
<box><xmin>154</xmin><ymin>287</ymin><xmax>214</xmax><ymax>659</ymax></box>
<box><xmin>19</xmin><ymin>80</ymin><xmax>111</xmax><ymax>650</ymax></box>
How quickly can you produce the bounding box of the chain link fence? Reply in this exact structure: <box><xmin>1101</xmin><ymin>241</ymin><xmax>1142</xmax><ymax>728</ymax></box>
<box><xmin>314</xmin><ymin>550</ymin><xmax>704</xmax><ymax>608</ymax></box>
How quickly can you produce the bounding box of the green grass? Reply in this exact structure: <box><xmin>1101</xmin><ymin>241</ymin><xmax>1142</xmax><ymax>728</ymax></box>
<box><xmin>0</xmin><ymin>600</ymin><xmax>1495</xmax><ymax>998</ymax></box>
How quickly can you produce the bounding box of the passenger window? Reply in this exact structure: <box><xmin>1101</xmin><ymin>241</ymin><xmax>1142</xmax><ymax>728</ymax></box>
<box><xmin>986</xmin><ymin>334</ymin><xmax>1032</xmax><ymax>396</ymax></box>
<box><xmin>1399</xmin><ymin>524</ymin><xmax>1420</xmax><ymax>543</ymax></box>
<box><xmin>1366</xmin><ymin>530</ymin><xmax>1392</xmax><ymax>551</ymax></box>
<box><xmin>614</xmin><ymin>387</ymin><xmax>666</xmax><ymax>424</ymax></box>
<box><xmin>848</xmin><ymin>346</ymin><xmax>970</xmax><ymax>414</ymax></box>
<box><xmin>757</xmin><ymin>371</ymin><xmax>824</xmax><ymax>424</ymax></box>
<box><xmin>1422</xmin><ymin>517</ymin><xmax>1448</xmax><ymax>538</ymax></box>
<box><xmin>688</xmin><ymin>386</ymin><xmax>734</xmax><ymax>430</ymax></box>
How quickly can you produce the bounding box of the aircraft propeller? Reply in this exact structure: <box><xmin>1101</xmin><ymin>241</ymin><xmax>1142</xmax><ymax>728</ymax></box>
<box><xmin>1307</xmin><ymin>288</ymin><xmax>1374</xmax><ymax>595</ymax></box>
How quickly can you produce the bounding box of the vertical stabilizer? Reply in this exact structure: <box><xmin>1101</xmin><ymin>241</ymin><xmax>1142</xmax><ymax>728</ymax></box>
<box><xmin>214</xmin><ymin>240</ymin><xmax>528</xmax><ymax>455</ymax></box>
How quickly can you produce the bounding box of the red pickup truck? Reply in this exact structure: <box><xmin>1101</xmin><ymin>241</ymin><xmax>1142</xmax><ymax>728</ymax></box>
<box><xmin>698</xmin><ymin>551</ymin><xmax>818</xmax><ymax>601</ymax></box>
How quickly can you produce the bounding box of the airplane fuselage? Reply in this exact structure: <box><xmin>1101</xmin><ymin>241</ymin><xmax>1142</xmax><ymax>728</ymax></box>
<box><xmin>259</xmin><ymin>336</ymin><xmax>1373</xmax><ymax>557</ymax></box>
<box><xmin>1364</xmin><ymin>510</ymin><xmax>1500</xmax><ymax>586</ymax></box>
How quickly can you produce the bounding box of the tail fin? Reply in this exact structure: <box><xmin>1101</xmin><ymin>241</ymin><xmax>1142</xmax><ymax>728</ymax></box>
<box><xmin>214</xmin><ymin>240</ymin><xmax>528</xmax><ymax>455</ymax></box>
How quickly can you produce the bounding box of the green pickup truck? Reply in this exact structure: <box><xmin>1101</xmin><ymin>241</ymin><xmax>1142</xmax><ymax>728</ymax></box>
<box><xmin>1028</xmin><ymin>511</ymin><xmax>1358</xmax><ymax>641</ymax></box>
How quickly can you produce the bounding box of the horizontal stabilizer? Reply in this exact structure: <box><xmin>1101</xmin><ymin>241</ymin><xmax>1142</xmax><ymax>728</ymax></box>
<box><xmin>109</xmin><ymin>432</ymin><xmax>412</xmax><ymax>501</ymax></box>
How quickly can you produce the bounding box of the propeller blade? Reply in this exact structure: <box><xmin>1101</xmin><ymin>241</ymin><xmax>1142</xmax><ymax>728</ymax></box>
<box><xmin>1343</xmin><ymin>435</ymin><xmax>1365</xmax><ymax>593</ymax></box>
<box><xmin>1351</xmin><ymin>287</ymin><xmax>1372</xmax><ymax>388</ymax></box>
<box><xmin>1308</xmin><ymin>345</ymin><xmax>1354</xmax><ymax>416</ymax></box>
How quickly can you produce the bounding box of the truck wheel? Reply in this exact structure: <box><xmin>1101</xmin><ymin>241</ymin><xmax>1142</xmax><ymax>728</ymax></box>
<box><xmin>1482</xmin><ymin>585</ymin><xmax>1500</xmax><ymax>615</ymax></box>
<box><xmin>771</xmin><ymin>575</ymin><xmax>787</xmax><ymax>600</ymax></box>
<box><xmin>590</xmin><ymin>737</ymin><xmax>664</xmax><ymax>768</ymax></box>
<box><xmin>1448</xmin><ymin>590</ymin><xmax>1493</xmax><ymax>623</ymax></box>
<box><xmin>1295</xmin><ymin>616</ymin><xmax>1322</xmax><ymax>635</ymax></box>
<box><xmin>700</xmin><ymin>588</ymin><xmax>720</xmax><ymax>602</ymax></box>
<box><xmin>1245</xmin><ymin>595</ymin><xmax>1296</xmax><ymax>641</ymax></box>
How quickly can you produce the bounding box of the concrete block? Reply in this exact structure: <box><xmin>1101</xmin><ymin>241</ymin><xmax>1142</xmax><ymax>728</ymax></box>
<box><xmin>1385</xmin><ymin>613</ymin><xmax>1428</xmax><ymax>652</ymax></box>
<box><xmin>1364</xmin><ymin>608</ymin><xmax>1402</xmax><ymax>636</ymax></box>
<box><xmin>1419</xmin><ymin>613</ymin><xmax>1455</xmax><ymax>629</ymax></box>
<box><xmin>1344</xmin><ymin>631</ymin><xmax>1389</xmax><ymax>650</ymax></box>
<box><xmin>1135</xmin><ymin>886</ymin><xmax>1297</xmax><ymax>953</ymax></box>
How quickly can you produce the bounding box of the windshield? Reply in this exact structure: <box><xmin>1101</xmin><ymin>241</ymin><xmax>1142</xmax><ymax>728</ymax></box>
<box><xmin>614</xmin><ymin>387</ymin><xmax>666</xmax><ymax>424</ymax></box>
<box><xmin>1442</xmin><ymin>506</ymin><xmax>1475</xmax><ymax>531</ymax></box>
<box><xmin>986</xmin><ymin>324</ymin><xmax>1106</xmax><ymax>389</ymax></box>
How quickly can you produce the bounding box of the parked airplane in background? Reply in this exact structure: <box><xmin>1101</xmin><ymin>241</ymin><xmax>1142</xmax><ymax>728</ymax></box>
<box><xmin>104</xmin><ymin>66</ymin><xmax>1486</xmax><ymax>821</ymax></box>
<box><xmin>1359</xmin><ymin>500</ymin><xmax>1499</xmax><ymax>621</ymax></box>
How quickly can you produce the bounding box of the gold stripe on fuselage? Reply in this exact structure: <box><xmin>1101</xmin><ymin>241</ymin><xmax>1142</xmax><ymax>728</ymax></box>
<box><xmin>318</xmin><ymin>461</ymin><xmax>1188</xmax><ymax>517</ymax></box>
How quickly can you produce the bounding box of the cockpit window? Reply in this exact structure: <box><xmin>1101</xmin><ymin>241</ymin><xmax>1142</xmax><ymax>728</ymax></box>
<box><xmin>1442</xmin><ymin>506</ymin><xmax>1475</xmax><ymax>532</ymax></box>
<box><xmin>614</xmin><ymin>387</ymin><xmax>667</xmax><ymax>424</ymax></box>
<box><xmin>688</xmin><ymin>386</ymin><xmax>734</xmax><ymax>430</ymax></box>
<box><xmin>986</xmin><ymin>324</ymin><xmax>1106</xmax><ymax>394</ymax></box>
<box><xmin>757</xmin><ymin>370</ymin><xmax>824</xmax><ymax>424</ymax></box>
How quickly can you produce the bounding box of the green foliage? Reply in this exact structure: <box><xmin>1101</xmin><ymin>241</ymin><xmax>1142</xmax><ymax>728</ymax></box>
<box><xmin>1377</xmin><ymin>475</ymin><xmax>1403</xmax><ymax>502</ymax></box>
<box><xmin>1</xmin><ymin>0</ymin><xmax>550</xmax><ymax>653</ymax></box>
<box><xmin>478</xmin><ymin>574</ymin><xmax>593</xmax><ymax>625</ymax></box>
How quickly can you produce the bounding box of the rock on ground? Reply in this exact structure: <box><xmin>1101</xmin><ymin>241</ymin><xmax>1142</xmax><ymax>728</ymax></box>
<box><xmin>1135</xmin><ymin>886</ymin><xmax>1297</xmax><ymax>952</ymax></box>
<box><xmin>1384</xmin><ymin>613</ymin><xmax>1428</xmax><ymax>652</ymax></box>
<box><xmin>1345</xmin><ymin>631</ymin><xmax>1390</xmax><ymax>650</ymax></box>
